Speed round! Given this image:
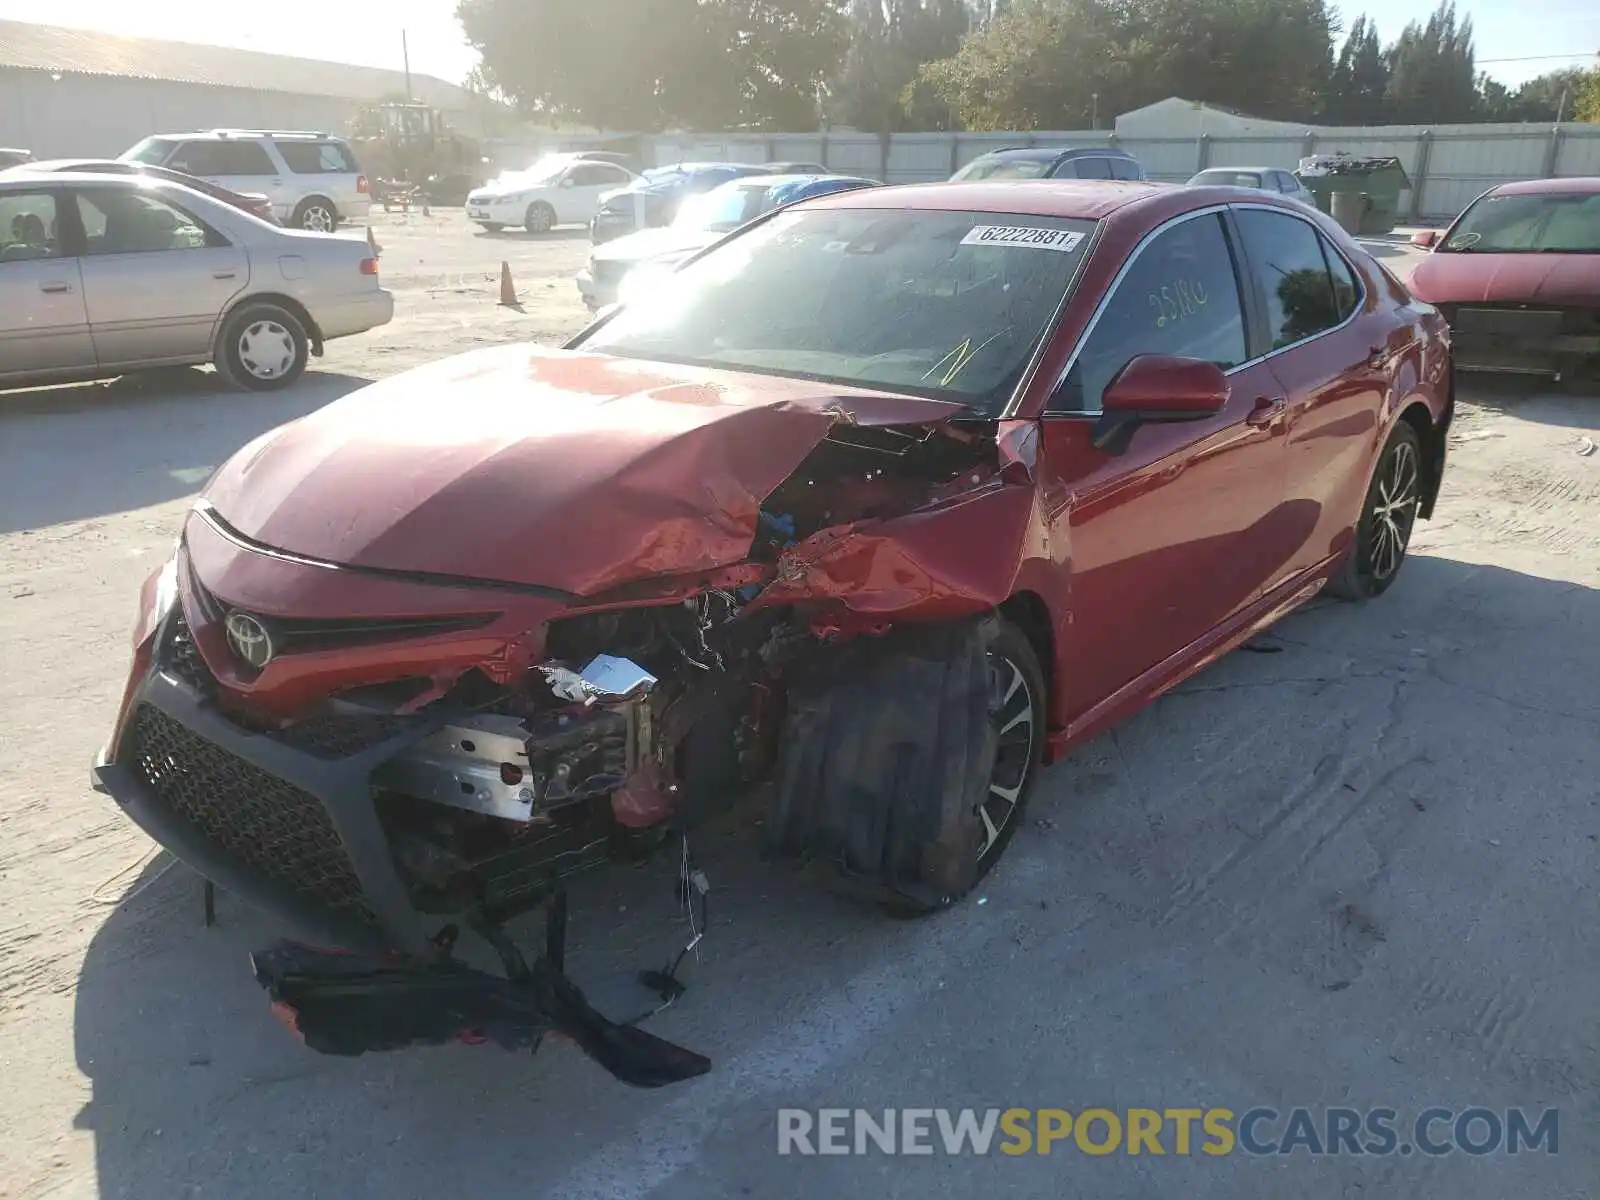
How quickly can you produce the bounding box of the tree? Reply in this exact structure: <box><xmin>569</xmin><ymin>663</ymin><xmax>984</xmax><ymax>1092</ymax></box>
<box><xmin>837</xmin><ymin>0</ymin><xmax>972</xmax><ymax>131</ymax></box>
<box><xmin>1326</xmin><ymin>16</ymin><xmax>1389</xmax><ymax>123</ymax></box>
<box><xmin>456</xmin><ymin>0</ymin><xmax>846</xmax><ymax>131</ymax></box>
<box><xmin>1501</xmin><ymin>68</ymin><xmax>1591</xmax><ymax>122</ymax></box>
<box><xmin>1579</xmin><ymin>67</ymin><xmax>1600</xmax><ymax>124</ymax></box>
<box><xmin>1384</xmin><ymin>0</ymin><xmax>1478</xmax><ymax>124</ymax></box>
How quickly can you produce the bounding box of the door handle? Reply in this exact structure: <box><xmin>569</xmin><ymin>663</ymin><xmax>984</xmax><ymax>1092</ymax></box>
<box><xmin>212</xmin><ymin>270</ymin><xmax>238</xmax><ymax>280</ymax></box>
<box><xmin>1245</xmin><ymin>397</ymin><xmax>1287</xmax><ymax>429</ymax></box>
<box><xmin>39</xmin><ymin>280</ymin><xmax>73</xmax><ymax>294</ymax></box>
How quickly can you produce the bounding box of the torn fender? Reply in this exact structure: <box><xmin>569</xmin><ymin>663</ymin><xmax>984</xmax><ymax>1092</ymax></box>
<box><xmin>750</xmin><ymin>480</ymin><xmax>1040</xmax><ymax>622</ymax></box>
<box><xmin>200</xmin><ymin>345</ymin><xmax>970</xmax><ymax>598</ymax></box>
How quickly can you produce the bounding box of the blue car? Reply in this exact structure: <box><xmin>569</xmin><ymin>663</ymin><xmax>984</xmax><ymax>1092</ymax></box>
<box><xmin>579</xmin><ymin>173</ymin><xmax>881</xmax><ymax>310</ymax></box>
<box><xmin>589</xmin><ymin>162</ymin><xmax>772</xmax><ymax>244</ymax></box>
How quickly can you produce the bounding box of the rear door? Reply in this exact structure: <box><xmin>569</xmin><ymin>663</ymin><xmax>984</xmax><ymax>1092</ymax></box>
<box><xmin>0</xmin><ymin>187</ymin><xmax>93</xmax><ymax>380</ymax></box>
<box><xmin>70</xmin><ymin>185</ymin><xmax>248</xmax><ymax>369</ymax></box>
<box><xmin>274</xmin><ymin>139</ymin><xmax>365</xmax><ymax>215</ymax></box>
<box><xmin>1038</xmin><ymin>208</ymin><xmax>1294</xmax><ymax>718</ymax></box>
<box><xmin>1231</xmin><ymin>204</ymin><xmax>1396</xmax><ymax>586</ymax></box>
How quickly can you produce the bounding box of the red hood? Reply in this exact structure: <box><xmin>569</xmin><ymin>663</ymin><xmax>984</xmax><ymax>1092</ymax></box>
<box><xmin>202</xmin><ymin>345</ymin><xmax>968</xmax><ymax>596</ymax></box>
<box><xmin>1409</xmin><ymin>250</ymin><xmax>1600</xmax><ymax>308</ymax></box>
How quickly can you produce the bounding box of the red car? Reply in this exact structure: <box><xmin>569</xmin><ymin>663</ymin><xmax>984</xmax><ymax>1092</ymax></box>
<box><xmin>1408</xmin><ymin>177</ymin><xmax>1600</xmax><ymax>389</ymax></box>
<box><xmin>10</xmin><ymin>158</ymin><xmax>279</xmax><ymax>224</ymax></box>
<box><xmin>95</xmin><ymin>181</ymin><xmax>1452</xmax><ymax>1080</ymax></box>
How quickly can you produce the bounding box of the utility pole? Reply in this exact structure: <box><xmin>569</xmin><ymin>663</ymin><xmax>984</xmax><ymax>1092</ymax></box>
<box><xmin>402</xmin><ymin>30</ymin><xmax>413</xmax><ymax>102</ymax></box>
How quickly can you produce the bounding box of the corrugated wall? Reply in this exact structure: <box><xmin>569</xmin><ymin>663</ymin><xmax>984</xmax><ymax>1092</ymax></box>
<box><xmin>634</xmin><ymin>122</ymin><xmax>1600</xmax><ymax>221</ymax></box>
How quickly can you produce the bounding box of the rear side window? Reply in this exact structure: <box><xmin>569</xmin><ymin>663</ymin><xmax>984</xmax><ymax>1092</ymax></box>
<box><xmin>1273</xmin><ymin>171</ymin><xmax>1299</xmax><ymax>193</ymax></box>
<box><xmin>1234</xmin><ymin>208</ymin><xmax>1342</xmax><ymax>349</ymax></box>
<box><xmin>1110</xmin><ymin>157</ymin><xmax>1142</xmax><ymax>181</ymax></box>
<box><xmin>73</xmin><ymin>189</ymin><xmax>217</xmax><ymax>254</ymax></box>
<box><xmin>276</xmin><ymin>141</ymin><xmax>357</xmax><ymax>173</ymax></box>
<box><xmin>1054</xmin><ymin>212</ymin><xmax>1248</xmax><ymax>412</ymax></box>
<box><xmin>1070</xmin><ymin>157</ymin><xmax>1112</xmax><ymax>180</ymax></box>
<box><xmin>1321</xmin><ymin>236</ymin><xmax>1362</xmax><ymax>320</ymax></box>
<box><xmin>170</xmin><ymin>140</ymin><xmax>276</xmax><ymax>176</ymax></box>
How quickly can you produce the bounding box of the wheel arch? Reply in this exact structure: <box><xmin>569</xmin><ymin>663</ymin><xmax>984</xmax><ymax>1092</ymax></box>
<box><xmin>999</xmin><ymin>589</ymin><xmax>1055</xmax><ymax>711</ymax></box>
<box><xmin>217</xmin><ymin>293</ymin><xmax>324</xmax><ymax>356</ymax></box>
<box><xmin>293</xmin><ymin>193</ymin><xmax>339</xmax><ymax>220</ymax></box>
<box><xmin>1398</xmin><ymin>391</ymin><xmax>1446</xmax><ymax>520</ymax></box>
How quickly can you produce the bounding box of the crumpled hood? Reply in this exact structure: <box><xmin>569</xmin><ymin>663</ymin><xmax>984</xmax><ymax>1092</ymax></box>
<box><xmin>202</xmin><ymin>344</ymin><xmax>968</xmax><ymax>597</ymax></box>
<box><xmin>594</xmin><ymin>226</ymin><xmax>719</xmax><ymax>268</ymax></box>
<box><xmin>1409</xmin><ymin>250</ymin><xmax>1600</xmax><ymax>309</ymax></box>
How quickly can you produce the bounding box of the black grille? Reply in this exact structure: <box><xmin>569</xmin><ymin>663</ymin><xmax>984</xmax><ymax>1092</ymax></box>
<box><xmin>274</xmin><ymin>713</ymin><xmax>416</xmax><ymax>760</ymax></box>
<box><xmin>122</xmin><ymin>705</ymin><xmax>376</xmax><ymax>924</ymax></box>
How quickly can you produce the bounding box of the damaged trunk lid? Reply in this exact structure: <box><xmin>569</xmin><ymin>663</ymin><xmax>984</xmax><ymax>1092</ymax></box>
<box><xmin>202</xmin><ymin>345</ymin><xmax>970</xmax><ymax>596</ymax></box>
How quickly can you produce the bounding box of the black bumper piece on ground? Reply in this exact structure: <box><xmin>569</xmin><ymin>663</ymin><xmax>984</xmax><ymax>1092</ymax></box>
<box><xmin>94</xmin><ymin>613</ymin><xmax>712</xmax><ymax>1083</ymax></box>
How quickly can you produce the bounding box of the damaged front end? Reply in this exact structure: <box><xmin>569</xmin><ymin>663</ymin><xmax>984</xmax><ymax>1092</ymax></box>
<box><xmin>95</xmin><ymin>350</ymin><xmax>1038</xmax><ymax>1083</ymax></box>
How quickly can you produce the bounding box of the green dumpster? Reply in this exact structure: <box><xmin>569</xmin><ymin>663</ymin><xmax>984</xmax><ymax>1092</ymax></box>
<box><xmin>1294</xmin><ymin>154</ymin><xmax>1412</xmax><ymax>236</ymax></box>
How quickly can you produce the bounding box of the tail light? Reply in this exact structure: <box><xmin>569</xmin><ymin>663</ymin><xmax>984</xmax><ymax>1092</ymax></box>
<box><xmin>357</xmin><ymin>175</ymin><xmax>370</xmax><ymax>194</ymax></box>
<box><xmin>359</xmin><ymin>257</ymin><xmax>378</xmax><ymax>276</ymax></box>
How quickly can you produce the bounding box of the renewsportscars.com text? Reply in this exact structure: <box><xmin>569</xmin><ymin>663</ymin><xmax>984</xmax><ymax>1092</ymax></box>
<box><xmin>776</xmin><ymin>1107</ymin><xmax>1559</xmax><ymax>1157</ymax></box>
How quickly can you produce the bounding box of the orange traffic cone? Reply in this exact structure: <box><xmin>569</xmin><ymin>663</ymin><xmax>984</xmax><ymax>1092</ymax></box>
<box><xmin>498</xmin><ymin>261</ymin><xmax>519</xmax><ymax>307</ymax></box>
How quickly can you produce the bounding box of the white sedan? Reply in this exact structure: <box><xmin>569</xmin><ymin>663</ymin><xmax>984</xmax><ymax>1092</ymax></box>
<box><xmin>0</xmin><ymin>170</ymin><xmax>393</xmax><ymax>392</ymax></box>
<box><xmin>466</xmin><ymin>158</ymin><xmax>638</xmax><ymax>234</ymax></box>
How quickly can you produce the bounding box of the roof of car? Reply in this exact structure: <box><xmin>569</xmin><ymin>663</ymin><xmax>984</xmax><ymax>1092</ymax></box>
<box><xmin>1489</xmin><ymin>176</ymin><xmax>1600</xmax><ymax>197</ymax></box>
<box><xmin>1194</xmin><ymin>166</ymin><xmax>1279</xmax><ymax>174</ymax></box>
<box><xmin>0</xmin><ymin>168</ymin><xmax>191</xmax><ymax>191</ymax></box>
<box><xmin>971</xmin><ymin>146</ymin><xmax>1138</xmax><ymax>162</ymax></box>
<box><xmin>805</xmin><ymin>179</ymin><xmax>1175</xmax><ymax>220</ymax></box>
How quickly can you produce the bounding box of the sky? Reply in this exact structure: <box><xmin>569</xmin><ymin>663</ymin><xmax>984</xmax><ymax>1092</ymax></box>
<box><xmin>0</xmin><ymin>0</ymin><xmax>1595</xmax><ymax>90</ymax></box>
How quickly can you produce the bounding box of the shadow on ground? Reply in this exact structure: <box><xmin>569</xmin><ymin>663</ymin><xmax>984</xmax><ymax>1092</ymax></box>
<box><xmin>474</xmin><ymin>226</ymin><xmax>591</xmax><ymax>242</ymax></box>
<box><xmin>0</xmin><ymin>370</ymin><xmax>371</xmax><ymax>534</ymax></box>
<box><xmin>74</xmin><ymin>555</ymin><xmax>1600</xmax><ymax>1199</ymax></box>
<box><xmin>1456</xmin><ymin>375</ymin><xmax>1600</xmax><ymax>430</ymax></box>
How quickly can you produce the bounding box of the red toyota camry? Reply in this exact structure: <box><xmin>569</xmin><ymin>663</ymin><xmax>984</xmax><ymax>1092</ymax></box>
<box><xmin>95</xmin><ymin>180</ymin><xmax>1452</xmax><ymax>1080</ymax></box>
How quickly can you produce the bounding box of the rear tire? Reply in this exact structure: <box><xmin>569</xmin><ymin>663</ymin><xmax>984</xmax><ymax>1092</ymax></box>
<box><xmin>525</xmin><ymin>202</ymin><xmax>556</xmax><ymax>234</ymax></box>
<box><xmin>765</xmin><ymin>614</ymin><xmax>1045</xmax><ymax>914</ymax></box>
<box><xmin>215</xmin><ymin>302</ymin><xmax>309</xmax><ymax>392</ymax></box>
<box><xmin>1326</xmin><ymin>420</ymin><xmax>1422</xmax><ymax>601</ymax></box>
<box><xmin>292</xmin><ymin>197</ymin><xmax>338</xmax><ymax>233</ymax></box>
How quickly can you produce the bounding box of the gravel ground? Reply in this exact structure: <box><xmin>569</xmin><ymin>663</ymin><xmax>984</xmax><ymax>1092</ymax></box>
<box><xmin>0</xmin><ymin>221</ymin><xmax>1596</xmax><ymax>1199</ymax></box>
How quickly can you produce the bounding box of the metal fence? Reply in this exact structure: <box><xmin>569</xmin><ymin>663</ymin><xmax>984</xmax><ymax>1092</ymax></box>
<box><xmin>634</xmin><ymin>122</ymin><xmax>1600</xmax><ymax>222</ymax></box>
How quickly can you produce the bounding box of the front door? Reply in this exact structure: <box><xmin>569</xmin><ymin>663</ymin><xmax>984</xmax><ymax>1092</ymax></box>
<box><xmin>0</xmin><ymin>187</ymin><xmax>93</xmax><ymax>381</ymax></box>
<box><xmin>70</xmin><ymin>186</ymin><xmax>248</xmax><ymax>369</ymax></box>
<box><xmin>1037</xmin><ymin>209</ymin><xmax>1300</xmax><ymax>724</ymax></box>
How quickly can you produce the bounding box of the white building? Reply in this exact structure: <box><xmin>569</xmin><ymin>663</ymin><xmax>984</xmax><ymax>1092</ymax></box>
<box><xmin>1114</xmin><ymin>97</ymin><xmax>1317</xmax><ymax>140</ymax></box>
<box><xmin>0</xmin><ymin>19</ymin><xmax>484</xmax><ymax>159</ymax></box>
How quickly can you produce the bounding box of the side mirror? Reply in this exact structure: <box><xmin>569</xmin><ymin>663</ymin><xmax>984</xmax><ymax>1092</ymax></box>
<box><xmin>1093</xmin><ymin>355</ymin><xmax>1229</xmax><ymax>454</ymax></box>
<box><xmin>1410</xmin><ymin>229</ymin><xmax>1439</xmax><ymax>249</ymax></box>
<box><xmin>561</xmin><ymin>176</ymin><xmax>577</xmax><ymax>189</ymax></box>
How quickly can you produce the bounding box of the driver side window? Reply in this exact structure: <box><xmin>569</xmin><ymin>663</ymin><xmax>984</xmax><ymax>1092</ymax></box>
<box><xmin>1050</xmin><ymin>213</ymin><xmax>1248</xmax><ymax>413</ymax></box>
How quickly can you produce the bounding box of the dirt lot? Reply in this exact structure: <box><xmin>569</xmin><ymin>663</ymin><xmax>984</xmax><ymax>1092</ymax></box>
<box><xmin>0</xmin><ymin>219</ymin><xmax>1596</xmax><ymax>1199</ymax></box>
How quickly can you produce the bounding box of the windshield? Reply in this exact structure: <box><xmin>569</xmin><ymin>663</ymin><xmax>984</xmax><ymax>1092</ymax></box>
<box><xmin>951</xmin><ymin>156</ymin><xmax>1052</xmax><ymax>182</ymax></box>
<box><xmin>578</xmin><ymin>208</ymin><xmax>1096</xmax><ymax>415</ymax></box>
<box><xmin>123</xmin><ymin>137</ymin><xmax>177</xmax><ymax>166</ymax></box>
<box><xmin>673</xmin><ymin>181</ymin><xmax>771</xmax><ymax>232</ymax></box>
<box><xmin>1442</xmin><ymin>191</ymin><xmax>1600</xmax><ymax>254</ymax></box>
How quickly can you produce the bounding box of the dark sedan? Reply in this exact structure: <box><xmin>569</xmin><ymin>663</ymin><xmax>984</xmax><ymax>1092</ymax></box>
<box><xmin>7</xmin><ymin>158</ymin><xmax>279</xmax><ymax>224</ymax></box>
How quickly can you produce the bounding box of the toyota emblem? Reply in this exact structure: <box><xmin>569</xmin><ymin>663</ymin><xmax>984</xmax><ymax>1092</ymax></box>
<box><xmin>225</xmin><ymin>611</ymin><xmax>275</xmax><ymax>670</ymax></box>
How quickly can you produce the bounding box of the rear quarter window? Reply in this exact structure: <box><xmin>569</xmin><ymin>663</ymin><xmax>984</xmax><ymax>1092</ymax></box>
<box><xmin>276</xmin><ymin>141</ymin><xmax>358</xmax><ymax>174</ymax></box>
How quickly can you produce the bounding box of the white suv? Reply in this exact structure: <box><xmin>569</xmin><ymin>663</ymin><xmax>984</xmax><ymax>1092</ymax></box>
<box><xmin>120</xmin><ymin>131</ymin><xmax>370</xmax><ymax>231</ymax></box>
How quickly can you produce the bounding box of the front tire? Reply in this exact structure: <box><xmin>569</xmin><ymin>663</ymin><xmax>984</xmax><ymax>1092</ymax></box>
<box><xmin>1326</xmin><ymin>420</ymin><xmax>1422</xmax><ymax>601</ymax></box>
<box><xmin>766</xmin><ymin>614</ymin><xmax>1045</xmax><ymax>913</ymax></box>
<box><xmin>215</xmin><ymin>303</ymin><xmax>309</xmax><ymax>392</ymax></box>
<box><xmin>292</xmin><ymin>197</ymin><xmax>338</xmax><ymax>233</ymax></box>
<box><xmin>525</xmin><ymin>202</ymin><xmax>556</xmax><ymax>234</ymax></box>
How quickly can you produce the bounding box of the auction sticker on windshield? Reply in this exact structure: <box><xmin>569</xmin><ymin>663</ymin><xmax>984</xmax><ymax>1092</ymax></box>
<box><xmin>961</xmin><ymin>225</ymin><xmax>1085</xmax><ymax>252</ymax></box>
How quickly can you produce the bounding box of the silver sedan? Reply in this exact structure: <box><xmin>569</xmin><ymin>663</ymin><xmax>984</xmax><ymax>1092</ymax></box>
<box><xmin>0</xmin><ymin>170</ymin><xmax>393</xmax><ymax>392</ymax></box>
